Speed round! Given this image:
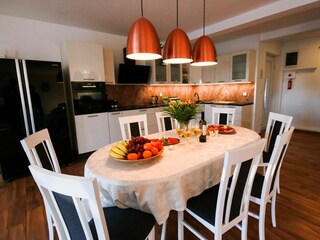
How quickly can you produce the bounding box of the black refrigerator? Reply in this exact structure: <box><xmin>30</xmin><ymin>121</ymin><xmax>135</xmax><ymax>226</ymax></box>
<box><xmin>0</xmin><ymin>58</ymin><xmax>72</xmax><ymax>181</ymax></box>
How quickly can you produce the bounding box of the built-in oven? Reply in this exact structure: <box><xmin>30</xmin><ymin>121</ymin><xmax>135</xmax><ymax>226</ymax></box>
<box><xmin>71</xmin><ymin>81</ymin><xmax>107</xmax><ymax>115</ymax></box>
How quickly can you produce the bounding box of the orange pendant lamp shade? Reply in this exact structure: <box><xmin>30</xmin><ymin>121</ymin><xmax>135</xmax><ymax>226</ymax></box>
<box><xmin>191</xmin><ymin>35</ymin><xmax>218</xmax><ymax>66</ymax></box>
<box><xmin>126</xmin><ymin>17</ymin><xmax>162</xmax><ymax>60</ymax></box>
<box><xmin>163</xmin><ymin>28</ymin><xmax>193</xmax><ymax>64</ymax></box>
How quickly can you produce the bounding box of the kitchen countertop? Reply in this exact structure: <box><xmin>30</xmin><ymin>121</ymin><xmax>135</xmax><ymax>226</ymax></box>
<box><xmin>106</xmin><ymin>101</ymin><xmax>253</xmax><ymax>112</ymax></box>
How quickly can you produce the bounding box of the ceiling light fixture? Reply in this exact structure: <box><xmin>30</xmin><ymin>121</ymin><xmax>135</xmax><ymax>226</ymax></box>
<box><xmin>191</xmin><ymin>0</ymin><xmax>217</xmax><ymax>66</ymax></box>
<box><xmin>126</xmin><ymin>0</ymin><xmax>162</xmax><ymax>60</ymax></box>
<box><xmin>163</xmin><ymin>0</ymin><xmax>192</xmax><ymax>64</ymax></box>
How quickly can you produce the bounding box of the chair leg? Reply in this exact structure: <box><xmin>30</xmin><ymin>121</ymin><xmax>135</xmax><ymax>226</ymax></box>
<box><xmin>271</xmin><ymin>194</ymin><xmax>277</xmax><ymax>227</ymax></box>
<box><xmin>259</xmin><ymin>204</ymin><xmax>267</xmax><ymax>240</ymax></box>
<box><xmin>160</xmin><ymin>221</ymin><xmax>167</xmax><ymax>240</ymax></box>
<box><xmin>177</xmin><ymin>211</ymin><xmax>184</xmax><ymax>240</ymax></box>
<box><xmin>241</xmin><ymin>217</ymin><xmax>248</xmax><ymax>240</ymax></box>
<box><xmin>44</xmin><ymin>207</ymin><xmax>54</xmax><ymax>240</ymax></box>
<box><xmin>146</xmin><ymin>226</ymin><xmax>155</xmax><ymax>240</ymax></box>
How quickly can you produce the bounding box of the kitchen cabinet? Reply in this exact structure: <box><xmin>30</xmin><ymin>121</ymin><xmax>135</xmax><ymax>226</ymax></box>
<box><xmin>104</xmin><ymin>48</ymin><xmax>116</xmax><ymax>84</ymax></box>
<box><xmin>61</xmin><ymin>41</ymin><xmax>105</xmax><ymax>82</ymax></box>
<box><xmin>202</xmin><ymin>66</ymin><xmax>215</xmax><ymax>83</ymax></box>
<box><xmin>108</xmin><ymin>111</ymin><xmax>123</xmax><ymax>143</ymax></box>
<box><xmin>230</xmin><ymin>50</ymin><xmax>256</xmax><ymax>82</ymax></box>
<box><xmin>189</xmin><ymin>65</ymin><xmax>202</xmax><ymax>84</ymax></box>
<box><xmin>75</xmin><ymin>112</ymin><xmax>110</xmax><ymax>154</ymax></box>
<box><xmin>149</xmin><ymin>60</ymin><xmax>188</xmax><ymax>84</ymax></box>
<box><xmin>204</xmin><ymin>104</ymin><xmax>253</xmax><ymax>129</ymax></box>
<box><xmin>214</xmin><ymin>54</ymin><xmax>230</xmax><ymax>83</ymax></box>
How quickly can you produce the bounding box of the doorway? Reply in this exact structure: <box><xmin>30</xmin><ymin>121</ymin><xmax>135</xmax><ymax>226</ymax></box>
<box><xmin>261</xmin><ymin>55</ymin><xmax>275</xmax><ymax>129</ymax></box>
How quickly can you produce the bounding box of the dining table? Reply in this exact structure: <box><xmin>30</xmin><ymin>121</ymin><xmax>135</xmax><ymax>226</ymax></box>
<box><xmin>84</xmin><ymin>126</ymin><xmax>260</xmax><ymax>224</ymax></box>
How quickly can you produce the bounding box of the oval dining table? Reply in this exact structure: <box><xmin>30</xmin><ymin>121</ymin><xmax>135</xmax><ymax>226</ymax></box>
<box><xmin>84</xmin><ymin>126</ymin><xmax>260</xmax><ymax>224</ymax></box>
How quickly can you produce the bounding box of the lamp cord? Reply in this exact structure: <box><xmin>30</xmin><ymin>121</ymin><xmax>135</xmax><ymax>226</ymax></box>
<box><xmin>203</xmin><ymin>0</ymin><xmax>206</xmax><ymax>35</ymax></box>
<box><xmin>176</xmin><ymin>0</ymin><xmax>179</xmax><ymax>28</ymax></box>
<box><xmin>141</xmin><ymin>0</ymin><xmax>144</xmax><ymax>17</ymax></box>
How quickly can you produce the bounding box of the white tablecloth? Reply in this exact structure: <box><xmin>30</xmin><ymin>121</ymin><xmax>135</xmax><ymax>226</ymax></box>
<box><xmin>84</xmin><ymin>126</ymin><xmax>260</xmax><ymax>224</ymax></box>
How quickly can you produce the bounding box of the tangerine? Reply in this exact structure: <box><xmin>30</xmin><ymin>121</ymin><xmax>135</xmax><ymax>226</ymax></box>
<box><xmin>151</xmin><ymin>141</ymin><xmax>163</xmax><ymax>150</ymax></box>
<box><xmin>142</xmin><ymin>150</ymin><xmax>152</xmax><ymax>159</ymax></box>
<box><xmin>143</xmin><ymin>143</ymin><xmax>153</xmax><ymax>151</ymax></box>
<box><xmin>127</xmin><ymin>153</ymin><xmax>138</xmax><ymax>160</ymax></box>
<box><xmin>151</xmin><ymin>147</ymin><xmax>159</xmax><ymax>155</ymax></box>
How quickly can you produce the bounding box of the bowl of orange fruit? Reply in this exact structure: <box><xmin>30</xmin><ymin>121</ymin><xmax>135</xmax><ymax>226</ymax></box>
<box><xmin>109</xmin><ymin>136</ymin><xmax>164</xmax><ymax>162</ymax></box>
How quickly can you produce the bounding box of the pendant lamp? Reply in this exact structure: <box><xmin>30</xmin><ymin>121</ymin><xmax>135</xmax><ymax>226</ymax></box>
<box><xmin>191</xmin><ymin>0</ymin><xmax>217</xmax><ymax>66</ymax></box>
<box><xmin>163</xmin><ymin>0</ymin><xmax>192</xmax><ymax>64</ymax></box>
<box><xmin>126</xmin><ymin>0</ymin><xmax>162</xmax><ymax>60</ymax></box>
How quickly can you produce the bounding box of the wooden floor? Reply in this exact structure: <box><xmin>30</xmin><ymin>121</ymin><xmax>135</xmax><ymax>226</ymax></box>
<box><xmin>0</xmin><ymin>130</ymin><xmax>319</xmax><ymax>240</ymax></box>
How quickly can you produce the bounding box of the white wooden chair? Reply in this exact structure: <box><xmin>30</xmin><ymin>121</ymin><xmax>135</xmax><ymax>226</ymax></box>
<box><xmin>29</xmin><ymin>165</ymin><xmax>156</xmax><ymax>240</ymax></box>
<box><xmin>249</xmin><ymin>127</ymin><xmax>294</xmax><ymax>240</ymax></box>
<box><xmin>211</xmin><ymin>107</ymin><xmax>236</xmax><ymax>125</ymax></box>
<box><xmin>118</xmin><ymin>114</ymin><xmax>148</xmax><ymax>140</ymax></box>
<box><xmin>259</xmin><ymin>112</ymin><xmax>293</xmax><ymax>193</ymax></box>
<box><xmin>20</xmin><ymin>128</ymin><xmax>61</xmax><ymax>240</ymax></box>
<box><xmin>177</xmin><ymin>138</ymin><xmax>266</xmax><ymax>240</ymax></box>
<box><xmin>155</xmin><ymin>112</ymin><xmax>175</xmax><ymax>132</ymax></box>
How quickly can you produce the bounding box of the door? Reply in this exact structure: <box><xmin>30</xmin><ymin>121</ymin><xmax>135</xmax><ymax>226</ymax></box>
<box><xmin>262</xmin><ymin>56</ymin><xmax>275</xmax><ymax>129</ymax></box>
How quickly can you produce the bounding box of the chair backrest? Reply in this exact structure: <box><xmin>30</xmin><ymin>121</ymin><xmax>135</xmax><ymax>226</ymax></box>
<box><xmin>211</xmin><ymin>107</ymin><xmax>236</xmax><ymax>125</ymax></box>
<box><xmin>215</xmin><ymin>138</ymin><xmax>266</xmax><ymax>228</ymax></box>
<box><xmin>118</xmin><ymin>114</ymin><xmax>148</xmax><ymax>140</ymax></box>
<box><xmin>29</xmin><ymin>165</ymin><xmax>109</xmax><ymax>240</ymax></box>
<box><xmin>20</xmin><ymin>128</ymin><xmax>61</xmax><ymax>173</ymax></box>
<box><xmin>155</xmin><ymin>112</ymin><xmax>175</xmax><ymax>132</ymax></box>
<box><xmin>264</xmin><ymin>112</ymin><xmax>293</xmax><ymax>154</ymax></box>
<box><xmin>262</xmin><ymin>127</ymin><xmax>294</xmax><ymax>198</ymax></box>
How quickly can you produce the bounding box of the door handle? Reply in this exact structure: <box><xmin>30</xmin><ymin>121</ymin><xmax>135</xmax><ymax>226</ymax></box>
<box><xmin>88</xmin><ymin>115</ymin><xmax>99</xmax><ymax>118</ymax></box>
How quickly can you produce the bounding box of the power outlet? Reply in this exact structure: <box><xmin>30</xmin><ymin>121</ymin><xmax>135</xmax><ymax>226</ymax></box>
<box><xmin>242</xmin><ymin>92</ymin><xmax>247</xmax><ymax>97</ymax></box>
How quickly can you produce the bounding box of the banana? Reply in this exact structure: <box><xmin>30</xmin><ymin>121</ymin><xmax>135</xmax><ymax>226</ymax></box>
<box><xmin>109</xmin><ymin>149</ymin><xmax>126</xmax><ymax>159</ymax></box>
<box><xmin>111</xmin><ymin>146</ymin><xmax>127</xmax><ymax>157</ymax></box>
<box><xmin>116</xmin><ymin>142</ymin><xmax>128</xmax><ymax>154</ymax></box>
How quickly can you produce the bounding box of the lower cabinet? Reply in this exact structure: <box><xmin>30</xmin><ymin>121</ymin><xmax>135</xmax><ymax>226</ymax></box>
<box><xmin>75</xmin><ymin>113</ymin><xmax>110</xmax><ymax>154</ymax></box>
<box><xmin>108</xmin><ymin>111</ymin><xmax>123</xmax><ymax>143</ymax></box>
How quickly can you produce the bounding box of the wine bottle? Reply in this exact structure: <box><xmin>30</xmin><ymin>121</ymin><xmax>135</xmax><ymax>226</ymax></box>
<box><xmin>199</xmin><ymin>112</ymin><xmax>207</xmax><ymax>130</ymax></box>
<box><xmin>199</xmin><ymin>125</ymin><xmax>207</xmax><ymax>142</ymax></box>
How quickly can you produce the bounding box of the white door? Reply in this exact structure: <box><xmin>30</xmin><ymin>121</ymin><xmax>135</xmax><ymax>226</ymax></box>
<box><xmin>262</xmin><ymin>56</ymin><xmax>275</xmax><ymax>129</ymax></box>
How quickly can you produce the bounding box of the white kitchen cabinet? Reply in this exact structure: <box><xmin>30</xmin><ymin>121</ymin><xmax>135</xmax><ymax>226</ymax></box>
<box><xmin>104</xmin><ymin>48</ymin><xmax>116</xmax><ymax>84</ymax></box>
<box><xmin>189</xmin><ymin>65</ymin><xmax>202</xmax><ymax>84</ymax></box>
<box><xmin>202</xmin><ymin>66</ymin><xmax>216</xmax><ymax>83</ymax></box>
<box><xmin>108</xmin><ymin>111</ymin><xmax>123</xmax><ymax>143</ymax></box>
<box><xmin>205</xmin><ymin>104</ymin><xmax>253</xmax><ymax>129</ymax></box>
<box><xmin>214</xmin><ymin>54</ymin><xmax>230</xmax><ymax>83</ymax></box>
<box><xmin>75</xmin><ymin>113</ymin><xmax>110</xmax><ymax>154</ymax></box>
<box><xmin>230</xmin><ymin>50</ymin><xmax>256</xmax><ymax>82</ymax></box>
<box><xmin>62</xmin><ymin>41</ymin><xmax>105</xmax><ymax>82</ymax></box>
<box><xmin>149</xmin><ymin>60</ymin><xmax>188</xmax><ymax>84</ymax></box>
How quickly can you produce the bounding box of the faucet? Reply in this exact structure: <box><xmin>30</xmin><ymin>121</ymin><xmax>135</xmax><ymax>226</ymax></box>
<box><xmin>194</xmin><ymin>92</ymin><xmax>200</xmax><ymax>102</ymax></box>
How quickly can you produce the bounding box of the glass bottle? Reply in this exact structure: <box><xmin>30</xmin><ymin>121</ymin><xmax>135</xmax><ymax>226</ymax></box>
<box><xmin>199</xmin><ymin>112</ymin><xmax>207</xmax><ymax>130</ymax></box>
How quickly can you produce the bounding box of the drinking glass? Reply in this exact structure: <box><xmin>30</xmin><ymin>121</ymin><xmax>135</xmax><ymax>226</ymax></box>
<box><xmin>175</xmin><ymin>122</ymin><xmax>184</xmax><ymax>138</ymax></box>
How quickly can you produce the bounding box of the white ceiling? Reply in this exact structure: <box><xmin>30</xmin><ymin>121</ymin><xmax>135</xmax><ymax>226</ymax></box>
<box><xmin>1</xmin><ymin>0</ymin><xmax>320</xmax><ymax>43</ymax></box>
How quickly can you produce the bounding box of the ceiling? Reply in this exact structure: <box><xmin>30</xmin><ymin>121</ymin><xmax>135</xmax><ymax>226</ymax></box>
<box><xmin>1</xmin><ymin>0</ymin><xmax>320</xmax><ymax>43</ymax></box>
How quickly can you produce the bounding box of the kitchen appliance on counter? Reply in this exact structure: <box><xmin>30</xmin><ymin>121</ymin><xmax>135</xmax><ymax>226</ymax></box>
<box><xmin>151</xmin><ymin>96</ymin><xmax>158</xmax><ymax>105</ymax></box>
<box><xmin>107</xmin><ymin>99</ymin><xmax>119</xmax><ymax>109</ymax></box>
<box><xmin>0</xmin><ymin>59</ymin><xmax>72</xmax><ymax>180</ymax></box>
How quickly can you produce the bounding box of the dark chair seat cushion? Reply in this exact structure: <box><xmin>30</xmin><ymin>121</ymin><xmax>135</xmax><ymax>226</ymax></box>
<box><xmin>89</xmin><ymin>206</ymin><xmax>155</xmax><ymax>240</ymax></box>
<box><xmin>186</xmin><ymin>184</ymin><xmax>220</xmax><ymax>226</ymax></box>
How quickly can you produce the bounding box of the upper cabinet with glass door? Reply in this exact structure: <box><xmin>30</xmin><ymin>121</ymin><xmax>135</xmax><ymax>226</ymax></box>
<box><xmin>149</xmin><ymin>59</ymin><xmax>189</xmax><ymax>84</ymax></box>
<box><xmin>230</xmin><ymin>50</ymin><xmax>256</xmax><ymax>82</ymax></box>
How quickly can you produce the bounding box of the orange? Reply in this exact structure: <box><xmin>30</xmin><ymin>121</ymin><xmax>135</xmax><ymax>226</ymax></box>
<box><xmin>143</xmin><ymin>143</ymin><xmax>153</xmax><ymax>151</ymax></box>
<box><xmin>151</xmin><ymin>147</ymin><xmax>159</xmax><ymax>156</ymax></box>
<box><xmin>127</xmin><ymin>153</ymin><xmax>138</xmax><ymax>160</ymax></box>
<box><xmin>151</xmin><ymin>141</ymin><xmax>163</xmax><ymax>150</ymax></box>
<box><xmin>142</xmin><ymin>150</ymin><xmax>152</xmax><ymax>159</ymax></box>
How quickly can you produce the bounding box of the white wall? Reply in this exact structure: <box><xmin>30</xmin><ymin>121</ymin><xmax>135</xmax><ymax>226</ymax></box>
<box><xmin>280</xmin><ymin>38</ymin><xmax>320</xmax><ymax>132</ymax></box>
<box><xmin>0</xmin><ymin>14</ymin><xmax>126</xmax><ymax>70</ymax></box>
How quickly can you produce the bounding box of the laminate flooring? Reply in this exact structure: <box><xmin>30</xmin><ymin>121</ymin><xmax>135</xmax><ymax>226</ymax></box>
<box><xmin>0</xmin><ymin>130</ymin><xmax>319</xmax><ymax>239</ymax></box>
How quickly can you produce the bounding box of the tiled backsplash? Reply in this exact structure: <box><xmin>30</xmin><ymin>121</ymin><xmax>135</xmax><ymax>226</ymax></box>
<box><xmin>106</xmin><ymin>83</ymin><xmax>254</xmax><ymax>106</ymax></box>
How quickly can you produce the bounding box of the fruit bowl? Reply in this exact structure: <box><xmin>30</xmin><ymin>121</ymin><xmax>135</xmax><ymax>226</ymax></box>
<box><xmin>108</xmin><ymin>137</ymin><xmax>164</xmax><ymax>163</ymax></box>
<box><xmin>109</xmin><ymin>147</ymin><xmax>164</xmax><ymax>163</ymax></box>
